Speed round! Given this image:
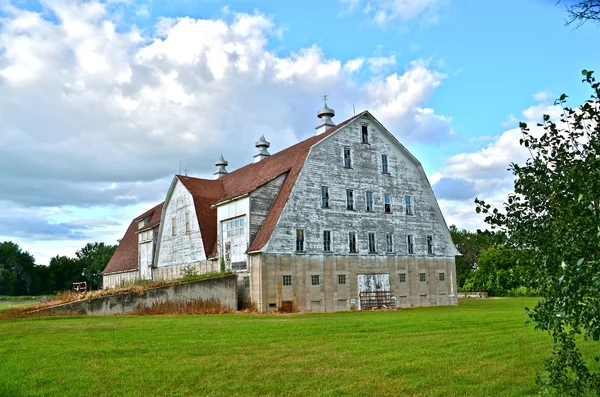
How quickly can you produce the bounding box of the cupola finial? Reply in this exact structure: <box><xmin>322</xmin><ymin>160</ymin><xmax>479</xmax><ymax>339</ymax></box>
<box><xmin>315</xmin><ymin>93</ymin><xmax>336</xmax><ymax>135</ymax></box>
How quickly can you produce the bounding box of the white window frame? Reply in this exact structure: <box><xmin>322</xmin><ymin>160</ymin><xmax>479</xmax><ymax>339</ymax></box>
<box><xmin>381</xmin><ymin>154</ymin><xmax>389</xmax><ymax>174</ymax></box>
<box><xmin>171</xmin><ymin>218</ymin><xmax>176</xmax><ymax>236</ymax></box>
<box><xmin>407</xmin><ymin>234</ymin><xmax>415</xmax><ymax>254</ymax></box>
<box><xmin>348</xmin><ymin>231</ymin><xmax>357</xmax><ymax>253</ymax></box>
<box><xmin>321</xmin><ymin>186</ymin><xmax>330</xmax><ymax>208</ymax></box>
<box><xmin>405</xmin><ymin>195</ymin><xmax>414</xmax><ymax>215</ymax></box>
<box><xmin>346</xmin><ymin>189</ymin><xmax>354</xmax><ymax>210</ymax></box>
<box><xmin>361</xmin><ymin>125</ymin><xmax>369</xmax><ymax>144</ymax></box>
<box><xmin>384</xmin><ymin>194</ymin><xmax>392</xmax><ymax>213</ymax></box>
<box><xmin>368</xmin><ymin>232</ymin><xmax>376</xmax><ymax>254</ymax></box>
<box><xmin>386</xmin><ymin>233</ymin><xmax>393</xmax><ymax>253</ymax></box>
<box><xmin>296</xmin><ymin>229</ymin><xmax>305</xmax><ymax>252</ymax></box>
<box><xmin>343</xmin><ymin>147</ymin><xmax>352</xmax><ymax>168</ymax></box>
<box><xmin>323</xmin><ymin>230</ymin><xmax>332</xmax><ymax>252</ymax></box>
<box><xmin>427</xmin><ymin>235</ymin><xmax>434</xmax><ymax>255</ymax></box>
<box><xmin>366</xmin><ymin>191</ymin><xmax>373</xmax><ymax>212</ymax></box>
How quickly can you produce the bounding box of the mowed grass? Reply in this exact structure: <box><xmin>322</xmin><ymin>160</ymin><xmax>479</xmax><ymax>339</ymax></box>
<box><xmin>1</xmin><ymin>298</ymin><xmax>599</xmax><ymax>397</ymax></box>
<box><xmin>0</xmin><ymin>301</ymin><xmax>34</xmax><ymax>311</ymax></box>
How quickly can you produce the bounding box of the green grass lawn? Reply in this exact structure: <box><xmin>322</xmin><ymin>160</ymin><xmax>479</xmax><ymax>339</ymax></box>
<box><xmin>0</xmin><ymin>298</ymin><xmax>598</xmax><ymax>397</ymax></box>
<box><xmin>0</xmin><ymin>301</ymin><xmax>34</xmax><ymax>311</ymax></box>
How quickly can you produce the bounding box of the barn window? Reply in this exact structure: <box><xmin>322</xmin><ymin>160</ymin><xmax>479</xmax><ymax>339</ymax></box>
<box><xmin>323</xmin><ymin>230</ymin><xmax>331</xmax><ymax>252</ymax></box>
<box><xmin>407</xmin><ymin>234</ymin><xmax>415</xmax><ymax>254</ymax></box>
<box><xmin>338</xmin><ymin>274</ymin><xmax>346</xmax><ymax>285</ymax></box>
<box><xmin>321</xmin><ymin>186</ymin><xmax>330</xmax><ymax>208</ymax></box>
<box><xmin>438</xmin><ymin>272</ymin><xmax>445</xmax><ymax>282</ymax></box>
<box><xmin>368</xmin><ymin>233</ymin><xmax>376</xmax><ymax>253</ymax></box>
<box><xmin>384</xmin><ymin>194</ymin><xmax>392</xmax><ymax>213</ymax></box>
<box><xmin>343</xmin><ymin>147</ymin><xmax>352</xmax><ymax>168</ymax></box>
<box><xmin>365</xmin><ymin>191</ymin><xmax>373</xmax><ymax>211</ymax></box>
<box><xmin>224</xmin><ymin>218</ymin><xmax>245</xmax><ymax>238</ymax></box>
<box><xmin>381</xmin><ymin>154</ymin><xmax>389</xmax><ymax>173</ymax></box>
<box><xmin>348</xmin><ymin>232</ymin><xmax>357</xmax><ymax>253</ymax></box>
<box><xmin>361</xmin><ymin>125</ymin><xmax>369</xmax><ymax>144</ymax></box>
<box><xmin>427</xmin><ymin>235</ymin><xmax>434</xmax><ymax>255</ymax></box>
<box><xmin>185</xmin><ymin>212</ymin><xmax>190</xmax><ymax>234</ymax></box>
<box><xmin>419</xmin><ymin>272</ymin><xmax>426</xmax><ymax>282</ymax></box>
<box><xmin>311</xmin><ymin>275</ymin><xmax>320</xmax><ymax>286</ymax></box>
<box><xmin>399</xmin><ymin>273</ymin><xmax>406</xmax><ymax>283</ymax></box>
<box><xmin>405</xmin><ymin>195</ymin><xmax>414</xmax><ymax>215</ymax></box>
<box><xmin>346</xmin><ymin>189</ymin><xmax>354</xmax><ymax>210</ymax></box>
<box><xmin>171</xmin><ymin>218</ymin><xmax>176</xmax><ymax>236</ymax></box>
<box><xmin>386</xmin><ymin>233</ymin><xmax>393</xmax><ymax>253</ymax></box>
<box><xmin>283</xmin><ymin>275</ymin><xmax>292</xmax><ymax>286</ymax></box>
<box><xmin>296</xmin><ymin>229</ymin><xmax>305</xmax><ymax>252</ymax></box>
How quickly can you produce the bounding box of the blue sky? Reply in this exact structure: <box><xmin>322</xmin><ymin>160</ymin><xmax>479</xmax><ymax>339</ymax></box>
<box><xmin>0</xmin><ymin>0</ymin><xmax>598</xmax><ymax>265</ymax></box>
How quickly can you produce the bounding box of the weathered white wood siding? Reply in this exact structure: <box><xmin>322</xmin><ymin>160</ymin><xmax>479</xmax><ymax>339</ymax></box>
<box><xmin>267</xmin><ymin>116</ymin><xmax>455</xmax><ymax>257</ymax></box>
<box><xmin>156</xmin><ymin>180</ymin><xmax>206</xmax><ymax>267</ymax></box>
<box><xmin>102</xmin><ymin>271</ymin><xmax>139</xmax><ymax>289</ymax></box>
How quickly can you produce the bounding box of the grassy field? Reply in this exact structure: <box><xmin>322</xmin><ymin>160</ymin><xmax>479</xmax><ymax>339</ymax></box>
<box><xmin>0</xmin><ymin>298</ymin><xmax>598</xmax><ymax>397</ymax></box>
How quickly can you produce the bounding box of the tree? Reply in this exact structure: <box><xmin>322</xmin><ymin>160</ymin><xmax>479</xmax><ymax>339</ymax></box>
<box><xmin>475</xmin><ymin>71</ymin><xmax>600</xmax><ymax>394</ymax></box>
<box><xmin>449</xmin><ymin>225</ymin><xmax>506</xmax><ymax>288</ymax></box>
<box><xmin>0</xmin><ymin>242</ymin><xmax>36</xmax><ymax>295</ymax></box>
<box><xmin>561</xmin><ymin>0</ymin><xmax>600</xmax><ymax>26</ymax></box>
<box><xmin>76</xmin><ymin>242</ymin><xmax>117</xmax><ymax>290</ymax></box>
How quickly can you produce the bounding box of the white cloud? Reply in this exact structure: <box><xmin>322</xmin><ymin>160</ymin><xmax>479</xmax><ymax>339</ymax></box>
<box><xmin>341</xmin><ymin>0</ymin><xmax>445</xmax><ymax>26</ymax></box>
<box><xmin>433</xmin><ymin>101</ymin><xmax>562</xmax><ymax>230</ymax></box>
<box><xmin>532</xmin><ymin>90</ymin><xmax>553</xmax><ymax>102</ymax></box>
<box><xmin>0</xmin><ymin>0</ymin><xmax>453</xmax><ymax>261</ymax></box>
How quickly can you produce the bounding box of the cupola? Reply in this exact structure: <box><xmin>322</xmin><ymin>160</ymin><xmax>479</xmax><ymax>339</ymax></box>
<box><xmin>253</xmin><ymin>135</ymin><xmax>271</xmax><ymax>163</ymax></box>
<box><xmin>214</xmin><ymin>155</ymin><xmax>228</xmax><ymax>179</ymax></box>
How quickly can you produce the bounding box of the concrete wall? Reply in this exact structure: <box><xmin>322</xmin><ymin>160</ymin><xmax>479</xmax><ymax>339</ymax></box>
<box><xmin>156</xmin><ymin>179</ymin><xmax>206</xmax><ymax>267</ymax></box>
<box><xmin>103</xmin><ymin>270</ymin><xmax>140</xmax><ymax>290</ymax></box>
<box><xmin>267</xmin><ymin>115</ymin><xmax>456</xmax><ymax>257</ymax></box>
<box><xmin>251</xmin><ymin>253</ymin><xmax>457</xmax><ymax>312</ymax></box>
<box><xmin>38</xmin><ymin>274</ymin><xmax>238</xmax><ymax>316</ymax></box>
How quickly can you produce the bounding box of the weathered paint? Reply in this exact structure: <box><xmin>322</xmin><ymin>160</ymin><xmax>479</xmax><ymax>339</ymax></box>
<box><xmin>251</xmin><ymin>115</ymin><xmax>458</xmax><ymax>311</ymax></box>
<box><xmin>267</xmin><ymin>115</ymin><xmax>456</xmax><ymax>257</ymax></box>
<box><xmin>155</xmin><ymin>179</ymin><xmax>206</xmax><ymax>268</ymax></box>
<box><xmin>251</xmin><ymin>253</ymin><xmax>457</xmax><ymax>312</ymax></box>
<box><xmin>216</xmin><ymin>197</ymin><xmax>249</xmax><ymax>270</ymax></box>
<box><xmin>37</xmin><ymin>275</ymin><xmax>238</xmax><ymax>316</ymax></box>
<box><xmin>102</xmin><ymin>270</ymin><xmax>139</xmax><ymax>289</ymax></box>
<box><xmin>249</xmin><ymin>173</ymin><xmax>286</xmax><ymax>245</ymax></box>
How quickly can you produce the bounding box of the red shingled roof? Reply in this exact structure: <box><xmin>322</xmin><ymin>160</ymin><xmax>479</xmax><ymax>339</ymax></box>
<box><xmin>102</xmin><ymin>202</ymin><xmax>163</xmax><ymax>275</ymax></box>
<box><xmin>176</xmin><ymin>177</ymin><xmax>223</xmax><ymax>259</ymax></box>
<box><xmin>103</xmin><ymin>113</ymin><xmax>361</xmax><ymax>275</ymax></box>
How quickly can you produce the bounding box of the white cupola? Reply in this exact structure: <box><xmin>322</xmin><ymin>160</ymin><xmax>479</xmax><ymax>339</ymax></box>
<box><xmin>315</xmin><ymin>97</ymin><xmax>336</xmax><ymax>135</ymax></box>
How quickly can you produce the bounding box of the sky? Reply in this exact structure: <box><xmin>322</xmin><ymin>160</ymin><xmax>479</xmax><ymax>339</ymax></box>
<box><xmin>0</xmin><ymin>0</ymin><xmax>598</xmax><ymax>265</ymax></box>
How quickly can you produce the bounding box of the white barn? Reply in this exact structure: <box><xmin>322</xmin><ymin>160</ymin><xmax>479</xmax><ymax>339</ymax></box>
<box><xmin>102</xmin><ymin>106</ymin><xmax>459</xmax><ymax>312</ymax></box>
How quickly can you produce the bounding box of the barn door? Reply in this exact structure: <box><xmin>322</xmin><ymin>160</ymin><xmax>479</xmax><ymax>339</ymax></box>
<box><xmin>357</xmin><ymin>274</ymin><xmax>394</xmax><ymax>310</ymax></box>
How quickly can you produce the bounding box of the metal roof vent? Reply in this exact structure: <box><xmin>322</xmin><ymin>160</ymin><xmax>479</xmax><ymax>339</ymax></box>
<box><xmin>253</xmin><ymin>135</ymin><xmax>271</xmax><ymax>163</ymax></box>
<box><xmin>315</xmin><ymin>95</ymin><xmax>336</xmax><ymax>135</ymax></box>
<box><xmin>214</xmin><ymin>154</ymin><xmax>228</xmax><ymax>179</ymax></box>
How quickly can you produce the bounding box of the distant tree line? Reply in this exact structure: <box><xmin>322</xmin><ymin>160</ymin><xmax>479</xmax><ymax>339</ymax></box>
<box><xmin>0</xmin><ymin>241</ymin><xmax>116</xmax><ymax>296</ymax></box>
<box><xmin>449</xmin><ymin>226</ymin><xmax>535</xmax><ymax>296</ymax></box>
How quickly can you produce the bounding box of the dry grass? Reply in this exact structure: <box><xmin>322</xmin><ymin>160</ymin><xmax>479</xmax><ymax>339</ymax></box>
<box><xmin>0</xmin><ymin>272</ymin><xmax>231</xmax><ymax>319</ymax></box>
<box><xmin>130</xmin><ymin>298</ymin><xmax>233</xmax><ymax>315</ymax></box>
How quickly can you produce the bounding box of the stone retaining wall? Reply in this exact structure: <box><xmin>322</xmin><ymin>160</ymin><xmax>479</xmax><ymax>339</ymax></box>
<box><xmin>34</xmin><ymin>274</ymin><xmax>238</xmax><ymax>316</ymax></box>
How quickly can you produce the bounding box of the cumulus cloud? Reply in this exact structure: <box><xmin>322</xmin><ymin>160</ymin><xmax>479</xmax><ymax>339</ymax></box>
<box><xmin>0</xmin><ymin>0</ymin><xmax>455</xmax><ymax>260</ymax></box>
<box><xmin>0</xmin><ymin>1</ymin><xmax>452</xmax><ymax>211</ymax></box>
<box><xmin>361</xmin><ymin>60</ymin><xmax>454</xmax><ymax>143</ymax></box>
<box><xmin>432</xmin><ymin>101</ymin><xmax>563</xmax><ymax>230</ymax></box>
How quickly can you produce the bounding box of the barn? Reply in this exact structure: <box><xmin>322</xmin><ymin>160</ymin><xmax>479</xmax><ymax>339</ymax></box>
<box><xmin>102</xmin><ymin>104</ymin><xmax>459</xmax><ymax>312</ymax></box>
